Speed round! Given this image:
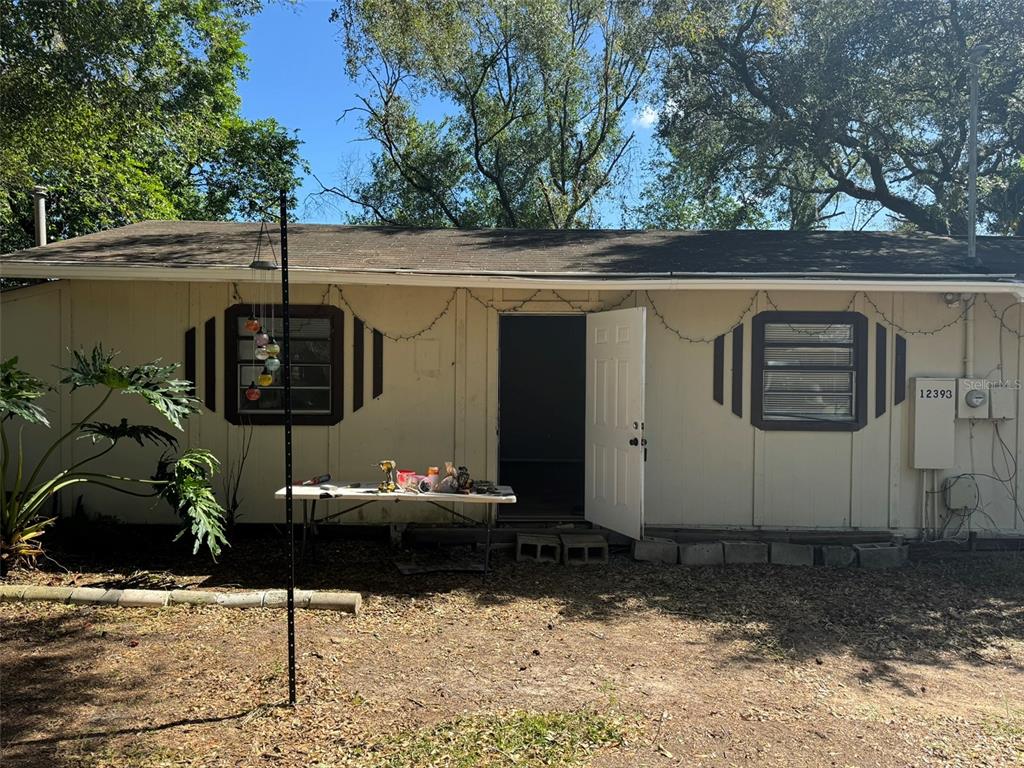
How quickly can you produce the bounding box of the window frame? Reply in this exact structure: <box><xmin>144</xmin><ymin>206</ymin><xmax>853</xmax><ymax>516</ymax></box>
<box><xmin>224</xmin><ymin>303</ymin><xmax>343</xmax><ymax>426</ymax></box>
<box><xmin>751</xmin><ymin>310</ymin><xmax>868</xmax><ymax>432</ymax></box>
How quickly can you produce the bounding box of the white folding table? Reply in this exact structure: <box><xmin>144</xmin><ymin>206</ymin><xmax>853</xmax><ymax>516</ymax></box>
<box><xmin>274</xmin><ymin>484</ymin><xmax>517</xmax><ymax>574</ymax></box>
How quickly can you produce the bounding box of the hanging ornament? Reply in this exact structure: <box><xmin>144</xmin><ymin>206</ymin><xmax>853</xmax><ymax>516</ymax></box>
<box><xmin>258</xmin><ymin>370</ymin><xmax>274</xmax><ymax>387</ymax></box>
<box><xmin>254</xmin><ymin>331</ymin><xmax>270</xmax><ymax>347</ymax></box>
<box><xmin>245</xmin><ymin>382</ymin><xmax>261</xmax><ymax>401</ymax></box>
<box><xmin>265</xmin><ymin>338</ymin><xmax>281</xmax><ymax>357</ymax></box>
<box><xmin>264</xmin><ymin>356</ymin><xmax>281</xmax><ymax>372</ymax></box>
<box><xmin>245</xmin><ymin>316</ymin><xmax>261</xmax><ymax>332</ymax></box>
<box><xmin>255</xmin><ymin>346</ymin><xmax>269</xmax><ymax>361</ymax></box>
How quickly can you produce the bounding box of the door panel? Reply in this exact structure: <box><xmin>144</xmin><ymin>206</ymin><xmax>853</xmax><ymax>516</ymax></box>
<box><xmin>585</xmin><ymin>307</ymin><xmax>646</xmax><ymax>539</ymax></box>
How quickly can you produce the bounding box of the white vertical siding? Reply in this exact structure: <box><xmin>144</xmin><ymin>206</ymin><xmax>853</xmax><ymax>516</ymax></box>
<box><xmin>3</xmin><ymin>279</ymin><xmax>1022</xmax><ymax>535</ymax></box>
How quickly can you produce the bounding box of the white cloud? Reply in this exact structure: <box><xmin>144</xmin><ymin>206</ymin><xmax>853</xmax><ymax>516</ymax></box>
<box><xmin>632</xmin><ymin>105</ymin><xmax>659</xmax><ymax>129</ymax></box>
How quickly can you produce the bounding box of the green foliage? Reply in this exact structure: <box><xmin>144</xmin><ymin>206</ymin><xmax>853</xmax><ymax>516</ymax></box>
<box><xmin>79</xmin><ymin>419</ymin><xmax>178</xmax><ymax>450</ymax></box>
<box><xmin>651</xmin><ymin>0</ymin><xmax>1024</xmax><ymax>233</ymax></box>
<box><xmin>0</xmin><ymin>0</ymin><xmax>304</xmax><ymax>253</ymax></box>
<box><xmin>61</xmin><ymin>346</ymin><xmax>198</xmax><ymax>430</ymax></box>
<box><xmin>625</xmin><ymin>161</ymin><xmax>769</xmax><ymax>230</ymax></box>
<box><xmin>331</xmin><ymin>0</ymin><xmax>659</xmax><ymax>228</ymax></box>
<box><xmin>157</xmin><ymin>450</ymin><xmax>229</xmax><ymax>558</ymax></box>
<box><xmin>0</xmin><ymin>357</ymin><xmax>49</xmax><ymax>427</ymax></box>
<box><xmin>0</xmin><ymin>349</ymin><xmax>227</xmax><ymax>569</ymax></box>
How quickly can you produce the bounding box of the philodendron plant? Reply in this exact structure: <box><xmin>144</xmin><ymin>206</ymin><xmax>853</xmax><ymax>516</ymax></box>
<box><xmin>0</xmin><ymin>347</ymin><xmax>227</xmax><ymax>570</ymax></box>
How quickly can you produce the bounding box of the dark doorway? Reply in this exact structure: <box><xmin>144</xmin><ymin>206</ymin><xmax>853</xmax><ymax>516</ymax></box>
<box><xmin>499</xmin><ymin>315</ymin><xmax>585</xmax><ymax>520</ymax></box>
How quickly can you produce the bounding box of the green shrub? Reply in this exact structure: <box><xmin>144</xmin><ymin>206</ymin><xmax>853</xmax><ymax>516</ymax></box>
<box><xmin>0</xmin><ymin>347</ymin><xmax>227</xmax><ymax>570</ymax></box>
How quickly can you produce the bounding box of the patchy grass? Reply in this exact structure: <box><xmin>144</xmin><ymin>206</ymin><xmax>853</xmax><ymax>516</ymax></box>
<box><xmin>353</xmin><ymin>710</ymin><xmax>631</xmax><ymax>768</ymax></box>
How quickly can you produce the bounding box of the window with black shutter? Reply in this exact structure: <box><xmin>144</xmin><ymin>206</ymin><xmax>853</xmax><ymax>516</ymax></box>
<box><xmin>224</xmin><ymin>304</ymin><xmax>343</xmax><ymax>426</ymax></box>
<box><xmin>751</xmin><ymin>311</ymin><xmax>868</xmax><ymax>431</ymax></box>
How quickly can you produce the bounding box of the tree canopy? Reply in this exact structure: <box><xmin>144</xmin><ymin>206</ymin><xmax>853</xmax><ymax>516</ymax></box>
<box><xmin>646</xmin><ymin>0</ymin><xmax>1024</xmax><ymax>233</ymax></box>
<box><xmin>0</xmin><ymin>0</ymin><xmax>304</xmax><ymax>252</ymax></box>
<box><xmin>329</xmin><ymin>0</ymin><xmax>658</xmax><ymax>228</ymax></box>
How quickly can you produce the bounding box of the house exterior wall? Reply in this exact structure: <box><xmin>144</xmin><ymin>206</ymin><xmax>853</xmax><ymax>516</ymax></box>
<box><xmin>2</xmin><ymin>278</ymin><xmax>1022</xmax><ymax>535</ymax></box>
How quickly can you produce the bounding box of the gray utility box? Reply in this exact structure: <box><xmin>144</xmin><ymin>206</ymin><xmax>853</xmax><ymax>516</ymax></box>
<box><xmin>912</xmin><ymin>378</ymin><xmax>955</xmax><ymax>469</ymax></box>
<box><xmin>990</xmin><ymin>384</ymin><xmax>1017</xmax><ymax>420</ymax></box>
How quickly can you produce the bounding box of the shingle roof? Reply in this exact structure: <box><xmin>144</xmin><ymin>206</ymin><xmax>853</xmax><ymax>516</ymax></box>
<box><xmin>2</xmin><ymin>220</ymin><xmax>1022</xmax><ymax>280</ymax></box>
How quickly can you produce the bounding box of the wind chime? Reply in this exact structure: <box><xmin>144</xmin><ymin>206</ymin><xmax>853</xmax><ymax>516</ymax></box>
<box><xmin>245</xmin><ymin>222</ymin><xmax>281</xmax><ymax>403</ymax></box>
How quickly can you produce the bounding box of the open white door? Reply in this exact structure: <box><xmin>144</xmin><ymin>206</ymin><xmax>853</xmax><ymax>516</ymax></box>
<box><xmin>585</xmin><ymin>306</ymin><xmax>646</xmax><ymax>540</ymax></box>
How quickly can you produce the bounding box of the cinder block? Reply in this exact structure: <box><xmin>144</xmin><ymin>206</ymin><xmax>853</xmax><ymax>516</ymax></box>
<box><xmin>679</xmin><ymin>542</ymin><xmax>724</xmax><ymax>566</ymax></box>
<box><xmin>516</xmin><ymin>533</ymin><xmax>561</xmax><ymax>563</ymax></box>
<box><xmin>561</xmin><ymin>534</ymin><xmax>609</xmax><ymax>565</ymax></box>
<box><xmin>168</xmin><ymin>589</ymin><xmax>218</xmax><ymax>606</ymax></box>
<box><xmin>770</xmin><ymin>542</ymin><xmax>815</xmax><ymax>566</ymax></box>
<box><xmin>633</xmin><ymin>539</ymin><xmax>678</xmax><ymax>564</ymax></box>
<box><xmin>119</xmin><ymin>589</ymin><xmax>169</xmax><ymax>608</ymax></box>
<box><xmin>215</xmin><ymin>592</ymin><xmax>264</xmax><ymax>608</ymax></box>
<box><xmin>20</xmin><ymin>586</ymin><xmax>74</xmax><ymax>602</ymax></box>
<box><xmin>723</xmin><ymin>541</ymin><xmax>768</xmax><ymax>564</ymax></box>
<box><xmin>855</xmin><ymin>543</ymin><xmax>909</xmax><ymax>569</ymax></box>
<box><xmin>822</xmin><ymin>545</ymin><xmax>856</xmax><ymax>568</ymax></box>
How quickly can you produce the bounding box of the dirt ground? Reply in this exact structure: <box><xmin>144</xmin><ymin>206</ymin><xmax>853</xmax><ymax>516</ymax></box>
<box><xmin>1</xmin><ymin>536</ymin><xmax>1023</xmax><ymax>767</ymax></box>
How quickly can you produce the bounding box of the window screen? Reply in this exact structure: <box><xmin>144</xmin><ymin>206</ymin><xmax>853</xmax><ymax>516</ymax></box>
<box><xmin>752</xmin><ymin>313</ymin><xmax>867</xmax><ymax>431</ymax></box>
<box><xmin>224</xmin><ymin>305</ymin><xmax>343</xmax><ymax>426</ymax></box>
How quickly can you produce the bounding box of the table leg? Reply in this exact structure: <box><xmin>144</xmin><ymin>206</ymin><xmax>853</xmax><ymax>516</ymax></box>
<box><xmin>483</xmin><ymin>503</ymin><xmax>493</xmax><ymax>578</ymax></box>
<box><xmin>309</xmin><ymin>500</ymin><xmax>318</xmax><ymax>562</ymax></box>
<box><xmin>301</xmin><ymin>500</ymin><xmax>308</xmax><ymax>559</ymax></box>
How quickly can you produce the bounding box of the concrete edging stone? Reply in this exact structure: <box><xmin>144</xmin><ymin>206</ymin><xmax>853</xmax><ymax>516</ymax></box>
<box><xmin>0</xmin><ymin>584</ymin><xmax>360</xmax><ymax>614</ymax></box>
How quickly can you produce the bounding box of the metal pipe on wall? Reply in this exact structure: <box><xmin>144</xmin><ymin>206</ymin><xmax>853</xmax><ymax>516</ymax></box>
<box><xmin>32</xmin><ymin>186</ymin><xmax>47</xmax><ymax>247</ymax></box>
<box><xmin>964</xmin><ymin>294</ymin><xmax>975</xmax><ymax>378</ymax></box>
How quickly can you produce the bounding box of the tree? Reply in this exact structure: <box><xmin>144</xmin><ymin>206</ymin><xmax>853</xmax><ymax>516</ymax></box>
<box><xmin>0</xmin><ymin>349</ymin><xmax>227</xmax><ymax>571</ymax></box>
<box><xmin>328</xmin><ymin>0</ymin><xmax>658</xmax><ymax>228</ymax></box>
<box><xmin>649</xmin><ymin>0</ymin><xmax>1024</xmax><ymax>233</ymax></box>
<box><xmin>0</xmin><ymin>0</ymin><xmax>304</xmax><ymax>253</ymax></box>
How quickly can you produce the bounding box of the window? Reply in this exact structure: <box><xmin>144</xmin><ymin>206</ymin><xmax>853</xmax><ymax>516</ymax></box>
<box><xmin>751</xmin><ymin>311</ymin><xmax>867</xmax><ymax>431</ymax></box>
<box><xmin>224</xmin><ymin>304</ymin><xmax>343</xmax><ymax>426</ymax></box>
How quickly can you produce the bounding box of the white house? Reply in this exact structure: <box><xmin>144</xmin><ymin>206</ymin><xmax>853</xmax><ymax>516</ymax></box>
<box><xmin>2</xmin><ymin>221</ymin><xmax>1023</xmax><ymax>542</ymax></box>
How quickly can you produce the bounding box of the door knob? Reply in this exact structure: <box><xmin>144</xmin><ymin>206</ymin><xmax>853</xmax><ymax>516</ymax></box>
<box><xmin>629</xmin><ymin>437</ymin><xmax>639</xmax><ymax>446</ymax></box>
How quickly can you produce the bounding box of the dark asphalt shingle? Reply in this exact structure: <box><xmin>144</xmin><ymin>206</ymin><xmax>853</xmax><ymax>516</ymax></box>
<box><xmin>2</xmin><ymin>220</ymin><xmax>1021</xmax><ymax>279</ymax></box>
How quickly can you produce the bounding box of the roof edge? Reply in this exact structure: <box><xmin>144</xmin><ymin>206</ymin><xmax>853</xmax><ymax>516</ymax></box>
<box><xmin>3</xmin><ymin>262</ymin><xmax>1023</xmax><ymax>296</ymax></box>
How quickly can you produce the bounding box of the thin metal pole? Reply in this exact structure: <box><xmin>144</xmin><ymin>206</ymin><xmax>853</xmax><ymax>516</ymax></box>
<box><xmin>968</xmin><ymin>53</ymin><xmax>979</xmax><ymax>263</ymax></box>
<box><xmin>280</xmin><ymin>190</ymin><xmax>297</xmax><ymax>706</ymax></box>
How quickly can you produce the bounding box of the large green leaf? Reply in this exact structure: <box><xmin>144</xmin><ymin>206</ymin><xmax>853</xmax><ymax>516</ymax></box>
<box><xmin>60</xmin><ymin>346</ymin><xmax>200</xmax><ymax>430</ymax></box>
<box><xmin>78</xmin><ymin>419</ymin><xmax>179</xmax><ymax>449</ymax></box>
<box><xmin>156</xmin><ymin>450</ymin><xmax>229</xmax><ymax>559</ymax></box>
<box><xmin>0</xmin><ymin>357</ymin><xmax>50</xmax><ymax>426</ymax></box>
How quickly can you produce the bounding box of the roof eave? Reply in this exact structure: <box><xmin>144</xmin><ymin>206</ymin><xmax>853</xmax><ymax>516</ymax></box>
<box><xmin>2</xmin><ymin>262</ymin><xmax>1022</xmax><ymax>296</ymax></box>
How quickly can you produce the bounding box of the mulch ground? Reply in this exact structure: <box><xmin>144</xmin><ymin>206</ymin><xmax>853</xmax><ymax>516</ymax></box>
<box><xmin>1</xmin><ymin>534</ymin><xmax>1023</xmax><ymax>767</ymax></box>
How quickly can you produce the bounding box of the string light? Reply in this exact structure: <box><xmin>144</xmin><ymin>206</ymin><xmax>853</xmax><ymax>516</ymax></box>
<box><xmin>983</xmin><ymin>294</ymin><xmax>1024</xmax><ymax>339</ymax></box>
<box><xmin>644</xmin><ymin>290</ymin><xmax>759</xmax><ymax>343</ymax></box>
<box><xmin>860</xmin><ymin>291</ymin><xmax>970</xmax><ymax>335</ymax></box>
<box><xmin>233</xmin><ymin>283</ymin><xmax>995</xmax><ymax>350</ymax></box>
<box><xmin>333</xmin><ymin>286</ymin><xmax>458</xmax><ymax>342</ymax></box>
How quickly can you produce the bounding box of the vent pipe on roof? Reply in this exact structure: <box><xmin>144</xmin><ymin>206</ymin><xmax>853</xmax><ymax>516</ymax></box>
<box><xmin>32</xmin><ymin>186</ymin><xmax>47</xmax><ymax>247</ymax></box>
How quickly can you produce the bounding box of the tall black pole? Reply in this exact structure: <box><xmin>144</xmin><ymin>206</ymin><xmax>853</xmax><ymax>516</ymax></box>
<box><xmin>280</xmin><ymin>190</ymin><xmax>297</xmax><ymax>705</ymax></box>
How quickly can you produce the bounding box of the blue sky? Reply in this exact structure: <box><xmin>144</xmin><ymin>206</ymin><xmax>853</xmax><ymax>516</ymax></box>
<box><xmin>236</xmin><ymin>1</ymin><xmax>659</xmax><ymax>226</ymax></box>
